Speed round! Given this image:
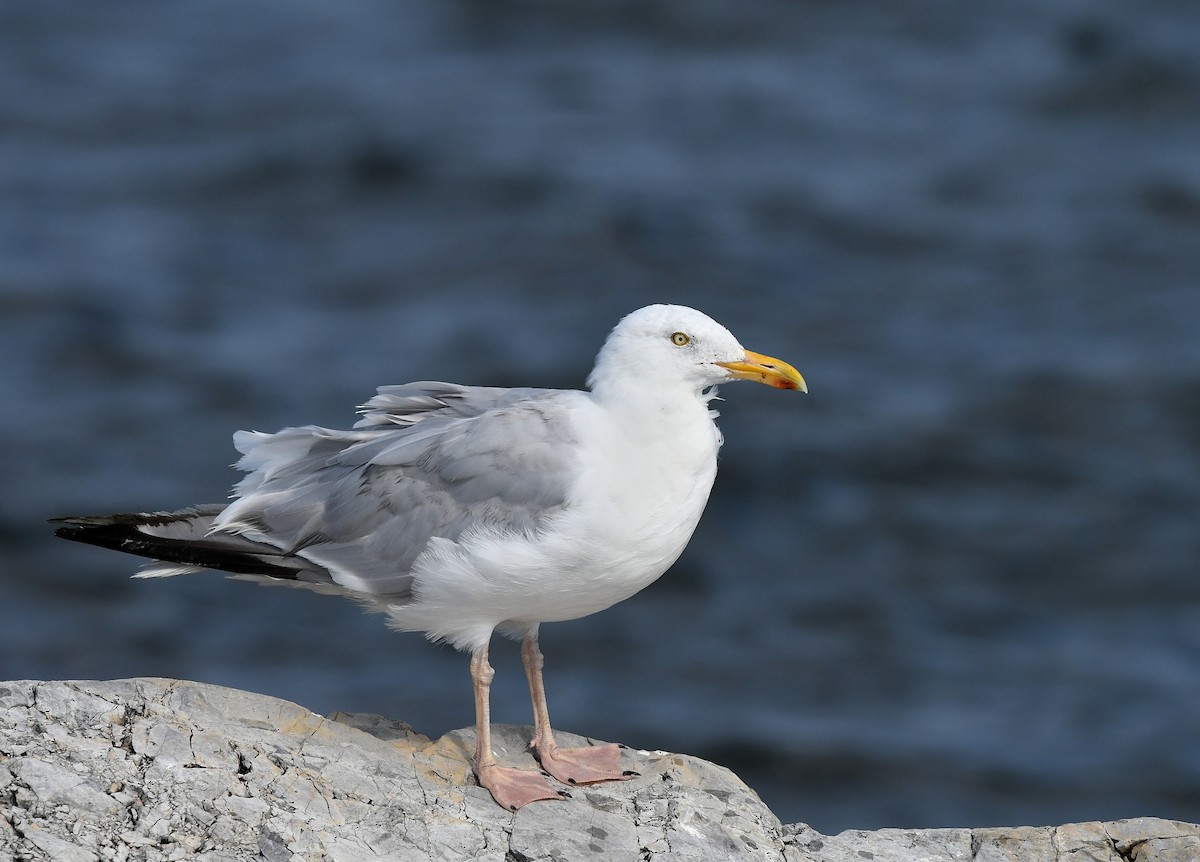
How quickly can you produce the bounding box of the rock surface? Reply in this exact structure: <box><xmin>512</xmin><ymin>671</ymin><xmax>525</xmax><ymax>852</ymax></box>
<box><xmin>0</xmin><ymin>679</ymin><xmax>1195</xmax><ymax>862</ymax></box>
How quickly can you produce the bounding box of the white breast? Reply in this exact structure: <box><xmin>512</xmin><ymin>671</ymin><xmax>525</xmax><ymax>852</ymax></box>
<box><xmin>389</xmin><ymin>392</ymin><xmax>722</xmax><ymax>648</ymax></box>
<box><xmin>515</xmin><ymin>392</ymin><xmax>720</xmax><ymax>617</ymax></box>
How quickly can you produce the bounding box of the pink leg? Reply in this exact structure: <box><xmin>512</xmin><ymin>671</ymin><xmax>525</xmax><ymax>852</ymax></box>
<box><xmin>470</xmin><ymin>645</ymin><xmax>564</xmax><ymax>810</ymax></box>
<box><xmin>521</xmin><ymin>633</ymin><xmax>636</xmax><ymax>786</ymax></box>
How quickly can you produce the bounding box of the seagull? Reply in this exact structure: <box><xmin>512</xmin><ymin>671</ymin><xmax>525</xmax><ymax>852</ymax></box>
<box><xmin>52</xmin><ymin>304</ymin><xmax>806</xmax><ymax>810</ymax></box>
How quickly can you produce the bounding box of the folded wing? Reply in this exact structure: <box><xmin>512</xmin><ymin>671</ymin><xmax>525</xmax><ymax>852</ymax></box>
<box><xmin>210</xmin><ymin>383</ymin><xmax>586</xmax><ymax>597</ymax></box>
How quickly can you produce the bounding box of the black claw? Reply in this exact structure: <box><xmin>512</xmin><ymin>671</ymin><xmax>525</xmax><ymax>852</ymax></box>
<box><xmin>567</xmin><ymin>777</ymin><xmax>577</xmax><ymax>784</ymax></box>
<box><xmin>557</xmin><ymin>790</ymin><xmax>572</xmax><ymax>798</ymax></box>
<box><xmin>623</xmin><ymin>770</ymin><xmax>641</xmax><ymax>777</ymax></box>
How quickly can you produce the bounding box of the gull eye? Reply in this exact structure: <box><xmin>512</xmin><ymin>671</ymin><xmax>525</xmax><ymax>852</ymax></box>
<box><xmin>670</xmin><ymin>331</ymin><xmax>691</xmax><ymax>347</ymax></box>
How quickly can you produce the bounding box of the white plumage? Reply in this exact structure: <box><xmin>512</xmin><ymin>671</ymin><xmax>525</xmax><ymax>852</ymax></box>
<box><xmin>53</xmin><ymin>303</ymin><xmax>806</xmax><ymax>810</ymax></box>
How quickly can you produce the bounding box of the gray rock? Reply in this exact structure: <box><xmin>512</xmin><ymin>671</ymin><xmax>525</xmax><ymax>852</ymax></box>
<box><xmin>0</xmin><ymin>679</ymin><xmax>1196</xmax><ymax>862</ymax></box>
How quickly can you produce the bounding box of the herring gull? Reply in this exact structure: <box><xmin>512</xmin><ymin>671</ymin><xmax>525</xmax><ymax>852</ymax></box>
<box><xmin>52</xmin><ymin>303</ymin><xmax>806</xmax><ymax>810</ymax></box>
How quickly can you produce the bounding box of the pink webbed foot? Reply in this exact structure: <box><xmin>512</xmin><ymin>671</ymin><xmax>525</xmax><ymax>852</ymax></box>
<box><xmin>534</xmin><ymin>741</ymin><xmax>637</xmax><ymax>786</ymax></box>
<box><xmin>476</xmin><ymin>763</ymin><xmax>568</xmax><ymax>811</ymax></box>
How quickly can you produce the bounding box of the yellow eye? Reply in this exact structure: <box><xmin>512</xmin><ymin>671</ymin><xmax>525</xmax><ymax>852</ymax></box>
<box><xmin>670</xmin><ymin>331</ymin><xmax>691</xmax><ymax>347</ymax></box>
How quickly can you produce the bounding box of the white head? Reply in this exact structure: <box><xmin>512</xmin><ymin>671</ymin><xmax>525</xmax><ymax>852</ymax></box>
<box><xmin>588</xmin><ymin>304</ymin><xmax>805</xmax><ymax>400</ymax></box>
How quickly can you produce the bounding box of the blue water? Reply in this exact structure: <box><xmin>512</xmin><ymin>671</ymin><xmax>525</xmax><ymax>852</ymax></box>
<box><xmin>2</xmin><ymin>0</ymin><xmax>1199</xmax><ymax>833</ymax></box>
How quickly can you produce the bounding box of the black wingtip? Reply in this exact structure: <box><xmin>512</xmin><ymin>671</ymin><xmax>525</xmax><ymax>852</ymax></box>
<box><xmin>48</xmin><ymin>514</ymin><xmax>99</xmax><ymax>526</ymax></box>
<box><xmin>49</xmin><ymin>507</ymin><xmax>226</xmax><ymax>529</ymax></box>
<box><xmin>50</xmin><ymin>508</ymin><xmax>305</xmax><ymax>580</ymax></box>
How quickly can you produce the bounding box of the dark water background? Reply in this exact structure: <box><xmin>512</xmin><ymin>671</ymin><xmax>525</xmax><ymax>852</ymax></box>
<box><xmin>3</xmin><ymin>0</ymin><xmax>1199</xmax><ymax>834</ymax></box>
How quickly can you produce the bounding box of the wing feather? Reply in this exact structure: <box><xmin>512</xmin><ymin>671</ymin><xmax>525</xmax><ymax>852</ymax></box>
<box><xmin>211</xmin><ymin>384</ymin><xmax>586</xmax><ymax>597</ymax></box>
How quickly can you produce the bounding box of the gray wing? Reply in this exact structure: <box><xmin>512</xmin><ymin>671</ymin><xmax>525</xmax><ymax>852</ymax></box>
<box><xmin>213</xmin><ymin>383</ymin><xmax>587</xmax><ymax>597</ymax></box>
<box><xmin>354</xmin><ymin>381</ymin><xmax>561</xmax><ymax>427</ymax></box>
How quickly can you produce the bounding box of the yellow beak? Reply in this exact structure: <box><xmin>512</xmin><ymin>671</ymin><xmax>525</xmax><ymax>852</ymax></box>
<box><xmin>716</xmin><ymin>350</ymin><xmax>807</xmax><ymax>392</ymax></box>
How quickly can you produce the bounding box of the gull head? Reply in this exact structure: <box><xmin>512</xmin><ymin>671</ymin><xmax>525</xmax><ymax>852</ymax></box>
<box><xmin>588</xmin><ymin>304</ymin><xmax>806</xmax><ymax>398</ymax></box>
